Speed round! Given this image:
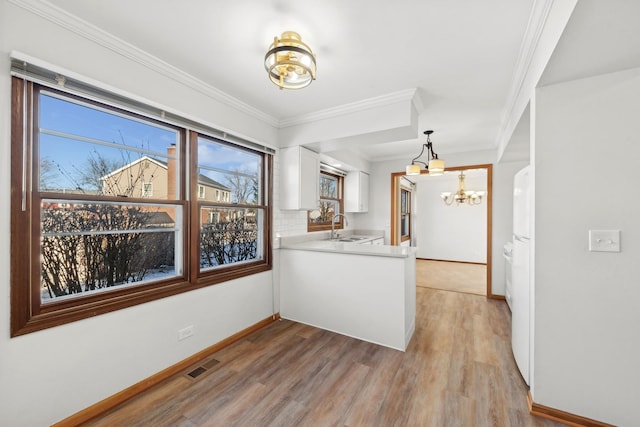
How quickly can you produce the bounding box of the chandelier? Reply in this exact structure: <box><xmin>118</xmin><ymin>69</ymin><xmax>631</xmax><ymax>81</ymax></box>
<box><xmin>264</xmin><ymin>31</ymin><xmax>316</xmax><ymax>90</ymax></box>
<box><xmin>405</xmin><ymin>130</ymin><xmax>445</xmax><ymax>176</ymax></box>
<box><xmin>441</xmin><ymin>171</ymin><xmax>485</xmax><ymax>205</ymax></box>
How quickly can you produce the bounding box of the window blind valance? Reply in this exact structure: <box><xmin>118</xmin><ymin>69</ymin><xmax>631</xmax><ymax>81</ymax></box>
<box><xmin>10</xmin><ymin>52</ymin><xmax>276</xmax><ymax>155</ymax></box>
<box><xmin>320</xmin><ymin>163</ymin><xmax>347</xmax><ymax>177</ymax></box>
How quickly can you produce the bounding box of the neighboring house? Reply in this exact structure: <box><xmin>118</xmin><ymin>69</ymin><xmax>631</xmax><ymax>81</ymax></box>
<box><xmin>100</xmin><ymin>148</ymin><xmax>232</xmax><ymax>224</ymax></box>
<box><xmin>101</xmin><ymin>156</ymin><xmax>231</xmax><ymax>203</ymax></box>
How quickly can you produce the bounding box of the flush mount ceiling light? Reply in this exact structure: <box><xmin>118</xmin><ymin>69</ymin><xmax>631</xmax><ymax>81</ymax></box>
<box><xmin>441</xmin><ymin>171</ymin><xmax>486</xmax><ymax>206</ymax></box>
<box><xmin>264</xmin><ymin>31</ymin><xmax>316</xmax><ymax>90</ymax></box>
<box><xmin>406</xmin><ymin>130</ymin><xmax>445</xmax><ymax>176</ymax></box>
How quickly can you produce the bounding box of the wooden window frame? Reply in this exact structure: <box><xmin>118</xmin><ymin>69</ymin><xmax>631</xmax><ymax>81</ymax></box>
<box><xmin>307</xmin><ymin>171</ymin><xmax>344</xmax><ymax>232</ymax></box>
<box><xmin>10</xmin><ymin>78</ymin><xmax>272</xmax><ymax>337</ymax></box>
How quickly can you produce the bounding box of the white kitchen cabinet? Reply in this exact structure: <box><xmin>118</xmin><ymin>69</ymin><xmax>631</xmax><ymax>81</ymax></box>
<box><xmin>344</xmin><ymin>171</ymin><xmax>369</xmax><ymax>212</ymax></box>
<box><xmin>279</xmin><ymin>146</ymin><xmax>320</xmax><ymax>210</ymax></box>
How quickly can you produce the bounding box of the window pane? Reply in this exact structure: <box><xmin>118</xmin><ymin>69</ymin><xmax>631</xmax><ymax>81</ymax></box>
<box><xmin>40</xmin><ymin>200</ymin><xmax>182</xmax><ymax>303</ymax></box>
<box><xmin>401</xmin><ymin>214</ymin><xmax>410</xmax><ymax>237</ymax></box>
<box><xmin>310</xmin><ymin>200</ymin><xmax>339</xmax><ymax>224</ymax></box>
<box><xmin>320</xmin><ymin>174</ymin><xmax>338</xmax><ymax>198</ymax></box>
<box><xmin>200</xmin><ymin>207</ymin><xmax>263</xmax><ymax>269</ymax></box>
<box><xmin>197</xmin><ymin>137</ymin><xmax>262</xmax><ymax>205</ymax></box>
<box><xmin>39</xmin><ymin>92</ymin><xmax>180</xmax><ymax>198</ymax></box>
<box><xmin>401</xmin><ymin>190</ymin><xmax>408</xmax><ymax>213</ymax></box>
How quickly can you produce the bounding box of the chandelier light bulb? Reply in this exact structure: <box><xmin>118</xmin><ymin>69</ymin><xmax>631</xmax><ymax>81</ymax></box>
<box><xmin>405</xmin><ymin>130</ymin><xmax>445</xmax><ymax>176</ymax></box>
<box><xmin>441</xmin><ymin>171</ymin><xmax>485</xmax><ymax>206</ymax></box>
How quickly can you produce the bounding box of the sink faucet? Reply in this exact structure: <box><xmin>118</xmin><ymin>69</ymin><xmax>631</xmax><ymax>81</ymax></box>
<box><xmin>331</xmin><ymin>213</ymin><xmax>348</xmax><ymax>240</ymax></box>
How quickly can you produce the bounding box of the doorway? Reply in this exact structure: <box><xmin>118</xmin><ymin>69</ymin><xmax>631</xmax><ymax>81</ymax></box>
<box><xmin>415</xmin><ymin>259</ymin><xmax>486</xmax><ymax>296</ymax></box>
<box><xmin>390</xmin><ymin>164</ymin><xmax>495</xmax><ymax>297</ymax></box>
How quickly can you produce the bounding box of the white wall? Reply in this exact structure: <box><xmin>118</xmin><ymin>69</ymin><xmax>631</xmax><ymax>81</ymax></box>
<box><xmin>0</xmin><ymin>3</ymin><xmax>277</xmax><ymax>425</ymax></box>
<box><xmin>532</xmin><ymin>67</ymin><xmax>640</xmax><ymax>426</ymax></box>
<box><xmin>413</xmin><ymin>171</ymin><xmax>487</xmax><ymax>263</ymax></box>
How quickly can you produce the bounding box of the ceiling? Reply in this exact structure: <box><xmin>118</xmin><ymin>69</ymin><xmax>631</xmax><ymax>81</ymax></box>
<box><xmin>44</xmin><ymin>0</ymin><xmax>540</xmax><ymax>163</ymax></box>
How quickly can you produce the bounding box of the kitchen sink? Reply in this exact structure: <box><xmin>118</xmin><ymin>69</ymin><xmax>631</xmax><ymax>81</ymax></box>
<box><xmin>336</xmin><ymin>236</ymin><xmax>369</xmax><ymax>242</ymax></box>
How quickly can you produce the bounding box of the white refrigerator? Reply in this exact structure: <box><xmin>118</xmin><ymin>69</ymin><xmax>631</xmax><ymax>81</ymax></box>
<box><xmin>512</xmin><ymin>165</ymin><xmax>531</xmax><ymax>385</ymax></box>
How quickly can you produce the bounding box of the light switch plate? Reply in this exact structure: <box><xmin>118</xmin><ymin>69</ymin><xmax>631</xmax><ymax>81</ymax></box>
<box><xmin>588</xmin><ymin>230</ymin><xmax>620</xmax><ymax>252</ymax></box>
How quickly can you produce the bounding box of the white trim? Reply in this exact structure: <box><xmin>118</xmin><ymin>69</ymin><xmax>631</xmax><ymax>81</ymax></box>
<box><xmin>279</xmin><ymin>89</ymin><xmax>418</xmax><ymax>128</ymax></box>
<box><xmin>495</xmin><ymin>0</ymin><xmax>578</xmax><ymax>162</ymax></box>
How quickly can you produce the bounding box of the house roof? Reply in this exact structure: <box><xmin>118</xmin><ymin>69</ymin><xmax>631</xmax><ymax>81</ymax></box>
<box><xmin>146</xmin><ymin>211</ymin><xmax>175</xmax><ymax>225</ymax></box>
<box><xmin>196</xmin><ymin>173</ymin><xmax>231</xmax><ymax>191</ymax></box>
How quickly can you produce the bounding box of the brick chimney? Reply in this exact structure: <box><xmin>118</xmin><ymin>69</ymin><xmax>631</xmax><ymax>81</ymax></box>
<box><xmin>167</xmin><ymin>144</ymin><xmax>176</xmax><ymax>200</ymax></box>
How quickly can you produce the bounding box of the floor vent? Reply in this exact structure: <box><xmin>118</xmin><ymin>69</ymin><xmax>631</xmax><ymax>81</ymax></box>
<box><xmin>185</xmin><ymin>358</ymin><xmax>220</xmax><ymax>380</ymax></box>
<box><xmin>186</xmin><ymin>366</ymin><xmax>207</xmax><ymax>379</ymax></box>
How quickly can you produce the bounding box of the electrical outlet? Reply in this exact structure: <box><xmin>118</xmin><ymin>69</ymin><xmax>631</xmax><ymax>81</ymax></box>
<box><xmin>178</xmin><ymin>325</ymin><xmax>194</xmax><ymax>341</ymax></box>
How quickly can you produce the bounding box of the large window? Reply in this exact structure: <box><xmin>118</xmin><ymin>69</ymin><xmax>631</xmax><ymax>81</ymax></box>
<box><xmin>10</xmin><ymin>78</ymin><xmax>272</xmax><ymax>336</ymax></box>
<box><xmin>308</xmin><ymin>171</ymin><xmax>344</xmax><ymax>232</ymax></box>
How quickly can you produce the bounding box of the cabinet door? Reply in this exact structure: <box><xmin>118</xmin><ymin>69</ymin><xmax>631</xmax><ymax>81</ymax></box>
<box><xmin>359</xmin><ymin>172</ymin><xmax>369</xmax><ymax>212</ymax></box>
<box><xmin>345</xmin><ymin>171</ymin><xmax>369</xmax><ymax>212</ymax></box>
<box><xmin>299</xmin><ymin>147</ymin><xmax>320</xmax><ymax>210</ymax></box>
<box><xmin>280</xmin><ymin>146</ymin><xmax>319</xmax><ymax>210</ymax></box>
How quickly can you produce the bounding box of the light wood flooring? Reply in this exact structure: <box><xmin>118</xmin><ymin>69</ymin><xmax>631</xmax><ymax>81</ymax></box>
<box><xmin>417</xmin><ymin>259</ymin><xmax>487</xmax><ymax>296</ymax></box>
<box><xmin>83</xmin><ymin>288</ymin><xmax>564</xmax><ymax>427</ymax></box>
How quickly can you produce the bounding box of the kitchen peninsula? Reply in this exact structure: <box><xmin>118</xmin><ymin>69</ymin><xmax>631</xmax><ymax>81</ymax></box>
<box><xmin>279</xmin><ymin>234</ymin><xmax>416</xmax><ymax>351</ymax></box>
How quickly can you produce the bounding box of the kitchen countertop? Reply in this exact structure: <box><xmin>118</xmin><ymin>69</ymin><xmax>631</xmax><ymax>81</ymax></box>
<box><xmin>280</xmin><ymin>236</ymin><xmax>416</xmax><ymax>258</ymax></box>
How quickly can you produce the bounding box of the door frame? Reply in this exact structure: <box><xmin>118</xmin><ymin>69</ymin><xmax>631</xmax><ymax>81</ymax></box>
<box><xmin>390</xmin><ymin>163</ymin><xmax>496</xmax><ymax>298</ymax></box>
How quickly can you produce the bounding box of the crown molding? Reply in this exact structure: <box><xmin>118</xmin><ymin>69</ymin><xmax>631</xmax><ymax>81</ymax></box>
<box><xmin>8</xmin><ymin>0</ymin><xmax>279</xmax><ymax>127</ymax></box>
<box><xmin>495</xmin><ymin>0</ymin><xmax>578</xmax><ymax>161</ymax></box>
<box><xmin>279</xmin><ymin>88</ymin><xmax>418</xmax><ymax>128</ymax></box>
<box><xmin>496</xmin><ymin>0</ymin><xmax>554</xmax><ymax>150</ymax></box>
<box><xmin>411</xmin><ymin>89</ymin><xmax>427</xmax><ymax>114</ymax></box>
<box><xmin>504</xmin><ymin>0</ymin><xmax>556</xmax><ymax>117</ymax></box>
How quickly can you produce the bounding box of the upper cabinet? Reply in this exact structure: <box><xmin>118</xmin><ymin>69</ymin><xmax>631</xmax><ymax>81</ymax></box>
<box><xmin>345</xmin><ymin>171</ymin><xmax>369</xmax><ymax>212</ymax></box>
<box><xmin>279</xmin><ymin>146</ymin><xmax>320</xmax><ymax>210</ymax></box>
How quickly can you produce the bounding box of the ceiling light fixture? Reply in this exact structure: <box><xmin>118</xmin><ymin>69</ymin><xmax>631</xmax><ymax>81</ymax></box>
<box><xmin>441</xmin><ymin>171</ymin><xmax>486</xmax><ymax>206</ymax></box>
<box><xmin>406</xmin><ymin>130</ymin><xmax>445</xmax><ymax>176</ymax></box>
<box><xmin>264</xmin><ymin>31</ymin><xmax>316</xmax><ymax>90</ymax></box>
